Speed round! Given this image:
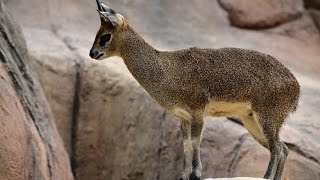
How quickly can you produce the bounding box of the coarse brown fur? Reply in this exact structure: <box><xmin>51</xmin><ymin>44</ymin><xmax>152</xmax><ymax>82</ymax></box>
<box><xmin>90</xmin><ymin>2</ymin><xmax>300</xmax><ymax>180</ymax></box>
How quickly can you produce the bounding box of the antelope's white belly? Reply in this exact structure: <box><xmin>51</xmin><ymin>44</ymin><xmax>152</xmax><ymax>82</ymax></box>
<box><xmin>169</xmin><ymin>100</ymin><xmax>268</xmax><ymax>147</ymax></box>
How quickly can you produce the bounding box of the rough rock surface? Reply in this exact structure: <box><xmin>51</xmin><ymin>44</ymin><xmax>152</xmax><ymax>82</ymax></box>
<box><xmin>218</xmin><ymin>0</ymin><xmax>304</xmax><ymax>28</ymax></box>
<box><xmin>4</xmin><ymin>0</ymin><xmax>320</xmax><ymax>180</ymax></box>
<box><xmin>310</xmin><ymin>9</ymin><xmax>320</xmax><ymax>30</ymax></box>
<box><xmin>305</xmin><ymin>0</ymin><xmax>320</xmax><ymax>9</ymax></box>
<box><xmin>26</xmin><ymin>29</ymin><xmax>81</xmax><ymax>155</ymax></box>
<box><xmin>205</xmin><ymin>178</ymin><xmax>267</xmax><ymax>180</ymax></box>
<box><xmin>75</xmin><ymin>61</ymin><xmax>182</xmax><ymax>180</ymax></box>
<box><xmin>266</xmin><ymin>12</ymin><xmax>319</xmax><ymax>42</ymax></box>
<box><xmin>0</xmin><ymin>2</ymin><xmax>73</xmax><ymax>180</ymax></box>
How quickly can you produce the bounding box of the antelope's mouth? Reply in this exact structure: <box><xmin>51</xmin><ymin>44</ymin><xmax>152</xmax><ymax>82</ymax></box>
<box><xmin>94</xmin><ymin>53</ymin><xmax>104</xmax><ymax>59</ymax></box>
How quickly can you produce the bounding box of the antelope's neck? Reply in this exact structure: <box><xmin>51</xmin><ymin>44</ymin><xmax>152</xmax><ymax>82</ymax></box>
<box><xmin>118</xmin><ymin>26</ymin><xmax>163</xmax><ymax>87</ymax></box>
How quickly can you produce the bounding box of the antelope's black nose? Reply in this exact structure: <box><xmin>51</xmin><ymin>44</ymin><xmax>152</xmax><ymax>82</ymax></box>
<box><xmin>89</xmin><ymin>49</ymin><xmax>99</xmax><ymax>59</ymax></box>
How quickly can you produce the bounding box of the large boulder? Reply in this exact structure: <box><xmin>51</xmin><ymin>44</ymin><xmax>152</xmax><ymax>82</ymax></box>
<box><xmin>72</xmin><ymin>61</ymin><xmax>320</xmax><ymax>180</ymax></box>
<box><xmin>4</xmin><ymin>0</ymin><xmax>91</xmax><ymax>155</ymax></box>
<box><xmin>309</xmin><ymin>9</ymin><xmax>320</xmax><ymax>30</ymax></box>
<box><xmin>25</xmin><ymin>28</ymin><xmax>82</xmax><ymax>155</ymax></box>
<box><xmin>0</xmin><ymin>2</ymin><xmax>73</xmax><ymax>180</ymax></box>
<box><xmin>4</xmin><ymin>0</ymin><xmax>320</xmax><ymax>180</ymax></box>
<box><xmin>205</xmin><ymin>178</ymin><xmax>267</xmax><ymax>180</ymax></box>
<box><xmin>218</xmin><ymin>0</ymin><xmax>304</xmax><ymax>28</ymax></box>
<box><xmin>305</xmin><ymin>0</ymin><xmax>320</xmax><ymax>9</ymax></box>
<box><xmin>74</xmin><ymin>61</ymin><xmax>183</xmax><ymax>180</ymax></box>
<box><xmin>265</xmin><ymin>12</ymin><xmax>319</xmax><ymax>43</ymax></box>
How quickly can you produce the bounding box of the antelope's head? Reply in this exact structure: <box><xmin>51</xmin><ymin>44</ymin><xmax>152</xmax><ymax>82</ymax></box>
<box><xmin>89</xmin><ymin>0</ymin><xmax>125</xmax><ymax>60</ymax></box>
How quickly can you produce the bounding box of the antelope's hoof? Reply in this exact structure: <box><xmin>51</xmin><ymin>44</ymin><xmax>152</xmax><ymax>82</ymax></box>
<box><xmin>189</xmin><ymin>172</ymin><xmax>200</xmax><ymax>180</ymax></box>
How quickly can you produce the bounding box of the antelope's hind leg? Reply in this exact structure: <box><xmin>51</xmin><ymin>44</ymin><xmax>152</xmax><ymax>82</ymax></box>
<box><xmin>258</xmin><ymin>114</ymin><xmax>288</xmax><ymax>180</ymax></box>
<box><xmin>240</xmin><ymin>111</ymin><xmax>288</xmax><ymax>180</ymax></box>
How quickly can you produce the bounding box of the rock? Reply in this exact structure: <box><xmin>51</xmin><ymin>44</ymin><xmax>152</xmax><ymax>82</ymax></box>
<box><xmin>202</xmin><ymin>119</ymin><xmax>320</xmax><ymax>180</ymax></box>
<box><xmin>309</xmin><ymin>9</ymin><xmax>320</xmax><ymax>30</ymax></box>
<box><xmin>233</xmin><ymin>135</ymin><xmax>320</xmax><ymax>180</ymax></box>
<box><xmin>0</xmin><ymin>2</ymin><xmax>73</xmax><ymax>180</ymax></box>
<box><xmin>305</xmin><ymin>0</ymin><xmax>320</xmax><ymax>9</ymax></box>
<box><xmin>230</xmin><ymin>129</ymin><xmax>320</xmax><ymax>179</ymax></box>
<box><xmin>0</xmin><ymin>65</ymin><xmax>29</xmax><ymax>180</ymax></box>
<box><xmin>73</xmin><ymin>62</ymin><xmax>268</xmax><ymax>180</ymax></box>
<box><xmin>205</xmin><ymin>178</ymin><xmax>267</xmax><ymax>180</ymax></box>
<box><xmin>265</xmin><ymin>12</ymin><xmax>320</xmax><ymax>43</ymax></box>
<box><xmin>200</xmin><ymin>119</ymin><xmax>249</xmax><ymax>178</ymax></box>
<box><xmin>4</xmin><ymin>0</ymin><xmax>89</xmax><ymax>155</ymax></box>
<box><xmin>25</xmin><ymin>28</ymin><xmax>81</xmax><ymax>155</ymax></box>
<box><xmin>74</xmin><ymin>61</ymin><xmax>183</xmax><ymax>180</ymax></box>
<box><xmin>3</xmin><ymin>0</ymin><xmax>320</xmax><ymax>180</ymax></box>
<box><xmin>74</xmin><ymin>60</ymin><xmax>320</xmax><ymax>180</ymax></box>
<box><xmin>218</xmin><ymin>0</ymin><xmax>304</xmax><ymax>28</ymax></box>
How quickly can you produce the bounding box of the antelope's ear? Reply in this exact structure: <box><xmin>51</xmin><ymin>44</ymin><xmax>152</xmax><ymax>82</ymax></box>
<box><xmin>96</xmin><ymin>2</ymin><xmax>119</xmax><ymax>27</ymax></box>
<box><xmin>98</xmin><ymin>11</ymin><xmax>119</xmax><ymax>27</ymax></box>
<box><xmin>100</xmin><ymin>2</ymin><xmax>117</xmax><ymax>15</ymax></box>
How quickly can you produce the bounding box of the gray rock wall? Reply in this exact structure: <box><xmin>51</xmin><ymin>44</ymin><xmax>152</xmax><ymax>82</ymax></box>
<box><xmin>0</xmin><ymin>2</ymin><xmax>73</xmax><ymax>180</ymax></box>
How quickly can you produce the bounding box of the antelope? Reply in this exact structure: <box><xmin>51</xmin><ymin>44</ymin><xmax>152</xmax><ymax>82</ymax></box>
<box><xmin>89</xmin><ymin>1</ymin><xmax>300</xmax><ymax>180</ymax></box>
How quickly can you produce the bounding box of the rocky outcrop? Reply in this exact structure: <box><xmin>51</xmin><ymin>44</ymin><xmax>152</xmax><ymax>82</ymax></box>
<box><xmin>73</xmin><ymin>61</ymin><xmax>320</xmax><ymax>180</ymax></box>
<box><xmin>305</xmin><ymin>0</ymin><xmax>320</xmax><ymax>9</ymax></box>
<box><xmin>205</xmin><ymin>178</ymin><xmax>267</xmax><ymax>180</ymax></box>
<box><xmin>26</xmin><ymin>29</ymin><xmax>82</xmax><ymax>155</ymax></box>
<box><xmin>265</xmin><ymin>12</ymin><xmax>319</xmax><ymax>43</ymax></box>
<box><xmin>218</xmin><ymin>0</ymin><xmax>304</xmax><ymax>28</ymax></box>
<box><xmin>74</xmin><ymin>61</ymin><xmax>182</xmax><ymax>180</ymax></box>
<box><xmin>310</xmin><ymin>9</ymin><xmax>320</xmax><ymax>30</ymax></box>
<box><xmin>0</xmin><ymin>2</ymin><xmax>73</xmax><ymax>180</ymax></box>
<box><xmin>3</xmin><ymin>0</ymin><xmax>320</xmax><ymax>180</ymax></box>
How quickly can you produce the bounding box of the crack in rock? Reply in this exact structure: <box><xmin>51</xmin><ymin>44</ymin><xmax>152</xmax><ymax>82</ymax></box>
<box><xmin>227</xmin><ymin>133</ymin><xmax>250</xmax><ymax>176</ymax></box>
<box><xmin>285</xmin><ymin>142</ymin><xmax>320</xmax><ymax>165</ymax></box>
<box><xmin>156</xmin><ymin>111</ymin><xmax>166</xmax><ymax>180</ymax></box>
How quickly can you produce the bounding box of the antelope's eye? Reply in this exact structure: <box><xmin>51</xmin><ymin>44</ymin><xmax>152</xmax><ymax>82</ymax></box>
<box><xmin>99</xmin><ymin>34</ymin><xmax>111</xmax><ymax>46</ymax></box>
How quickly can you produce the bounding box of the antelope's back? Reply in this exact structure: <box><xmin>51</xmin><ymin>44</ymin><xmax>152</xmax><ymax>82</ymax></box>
<box><xmin>167</xmin><ymin>47</ymin><xmax>300</xmax><ymax>112</ymax></box>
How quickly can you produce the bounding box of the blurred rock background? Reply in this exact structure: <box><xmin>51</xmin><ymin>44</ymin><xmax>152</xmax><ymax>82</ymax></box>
<box><xmin>1</xmin><ymin>0</ymin><xmax>320</xmax><ymax>179</ymax></box>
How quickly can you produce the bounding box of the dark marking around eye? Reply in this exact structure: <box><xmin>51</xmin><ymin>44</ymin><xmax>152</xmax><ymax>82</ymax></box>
<box><xmin>99</xmin><ymin>34</ymin><xmax>111</xmax><ymax>46</ymax></box>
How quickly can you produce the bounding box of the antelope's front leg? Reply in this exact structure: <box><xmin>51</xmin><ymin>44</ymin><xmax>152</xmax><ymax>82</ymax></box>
<box><xmin>179</xmin><ymin>112</ymin><xmax>204</xmax><ymax>180</ymax></box>
<box><xmin>179</xmin><ymin>118</ymin><xmax>193</xmax><ymax>180</ymax></box>
<box><xmin>189</xmin><ymin>115</ymin><xmax>203</xmax><ymax>180</ymax></box>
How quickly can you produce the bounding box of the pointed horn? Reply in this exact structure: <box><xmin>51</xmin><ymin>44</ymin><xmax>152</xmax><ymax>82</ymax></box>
<box><xmin>100</xmin><ymin>2</ymin><xmax>116</xmax><ymax>14</ymax></box>
<box><xmin>96</xmin><ymin>0</ymin><xmax>103</xmax><ymax>11</ymax></box>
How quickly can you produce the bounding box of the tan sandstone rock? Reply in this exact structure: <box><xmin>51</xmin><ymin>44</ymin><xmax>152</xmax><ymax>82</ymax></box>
<box><xmin>25</xmin><ymin>29</ymin><xmax>81</xmax><ymax>155</ymax></box>
<box><xmin>74</xmin><ymin>61</ymin><xmax>183</xmax><ymax>180</ymax></box>
<box><xmin>218</xmin><ymin>0</ymin><xmax>304</xmax><ymax>28</ymax></box>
